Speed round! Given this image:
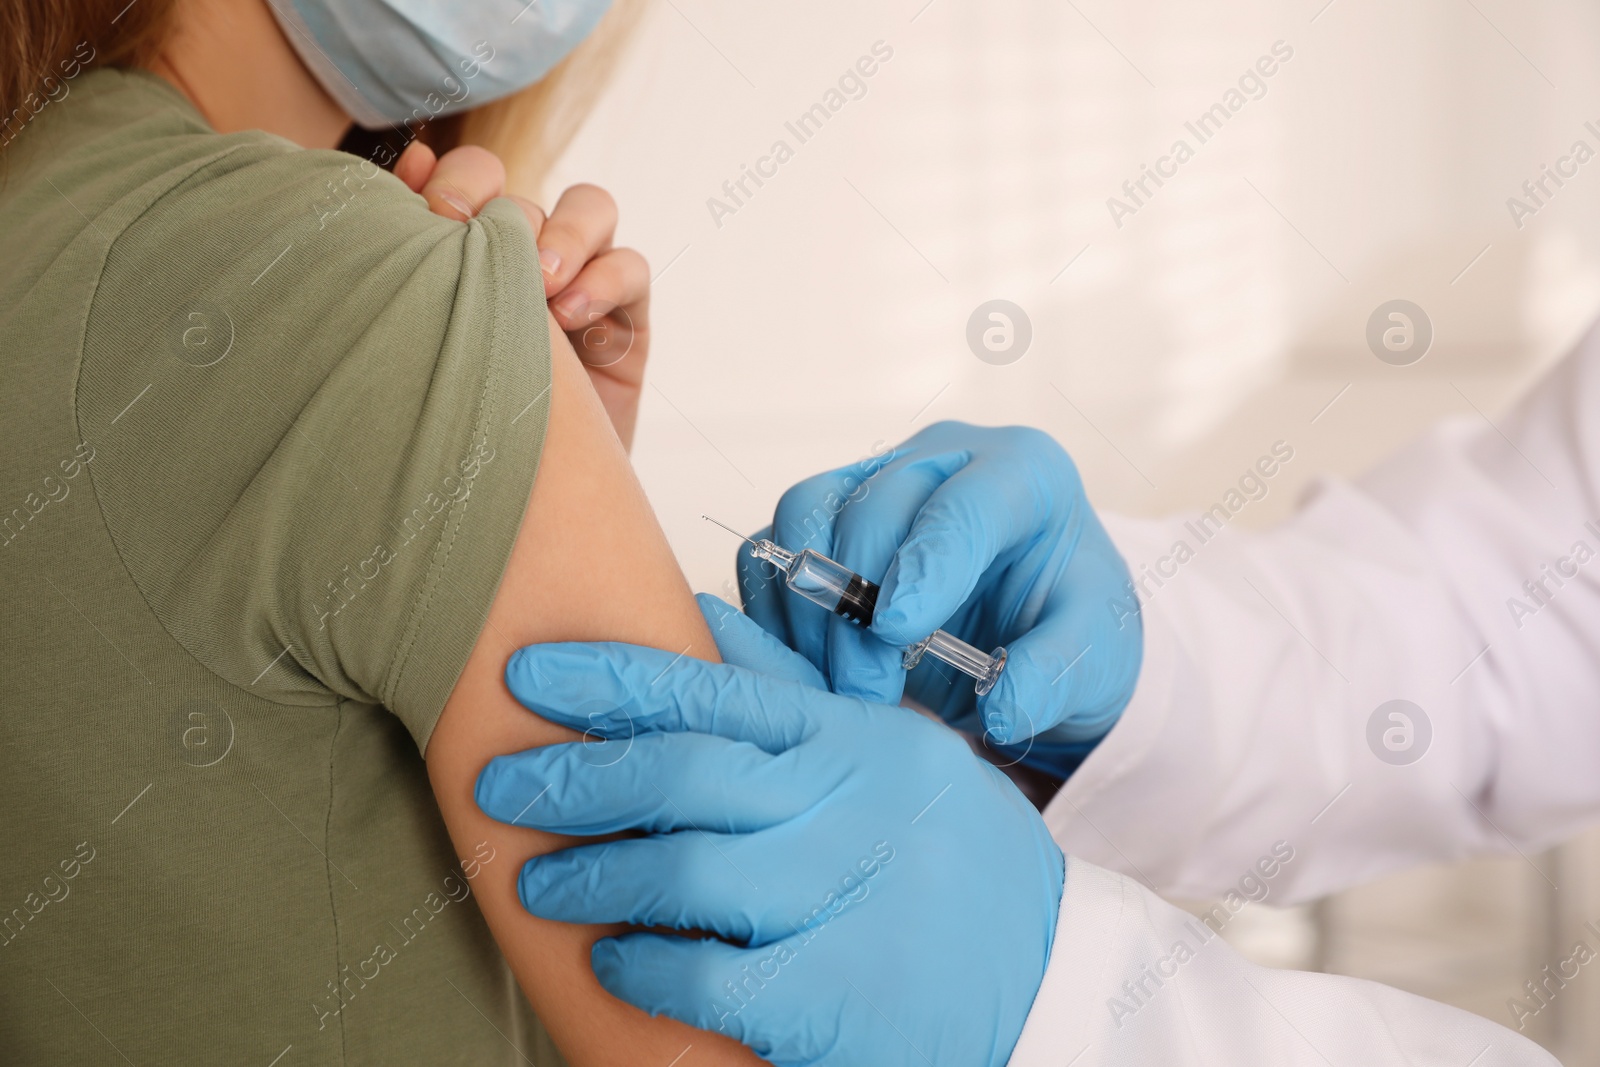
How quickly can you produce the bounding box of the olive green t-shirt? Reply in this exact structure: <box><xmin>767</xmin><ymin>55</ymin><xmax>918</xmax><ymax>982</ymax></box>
<box><xmin>0</xmin><ymin>68</ymin><xmax>564</xmax><ymax>1065</ymax></box>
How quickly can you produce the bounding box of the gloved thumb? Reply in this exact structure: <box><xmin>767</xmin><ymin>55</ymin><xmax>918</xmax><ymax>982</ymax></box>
<box><xmin>976</xmin><ymin>609</ymin><xmax>1138</xmax><ymax>746</ymax></box>
<box><xmin>696</xmin><ymin>593</ymin><xmax>827</xmax><ymax>691</ymax></box>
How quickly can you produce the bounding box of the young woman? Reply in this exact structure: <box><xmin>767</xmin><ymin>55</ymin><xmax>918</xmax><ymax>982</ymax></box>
<box><xmin>0</xmin><ymin>1</ymin><xmax>760</xmax><ymax>1064</ymax></box>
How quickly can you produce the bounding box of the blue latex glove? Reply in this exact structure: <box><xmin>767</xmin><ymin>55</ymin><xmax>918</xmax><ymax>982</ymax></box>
<box><xmin>739</xmin><ymin>421</ymin><xmax>1142</xmax><ymax>771</ymax></box>
<box><xmin>476</xmin><ymin>594</ymin><xmax>1066</xmax><ymax>1067</ymax></box>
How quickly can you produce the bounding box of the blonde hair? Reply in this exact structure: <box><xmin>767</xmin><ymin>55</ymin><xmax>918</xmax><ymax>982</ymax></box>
<box><xmin>456</xmin><ymin>0</ymin><xmax>650</xmax><ymax>198</ymax></box>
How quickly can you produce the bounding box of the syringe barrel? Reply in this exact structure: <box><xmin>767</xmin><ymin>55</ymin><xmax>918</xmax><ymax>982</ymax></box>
<box><xmin>785</xmin><ymin>549</ymin><xmax>880</xmax><ymax>625</ymax></box>
<box><xmin>773</xmin><ymin>543</ymin><xmax>1006</xmax><ymax>693</ymax></box>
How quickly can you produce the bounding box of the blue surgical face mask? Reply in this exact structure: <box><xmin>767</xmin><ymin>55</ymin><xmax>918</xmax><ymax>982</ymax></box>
<box><xmin>268</xmin><ymin>0</ymin><xmax>614</xmax><ymax>129</ymax></box>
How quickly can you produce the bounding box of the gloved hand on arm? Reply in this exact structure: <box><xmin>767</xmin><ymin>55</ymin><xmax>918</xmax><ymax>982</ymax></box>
<box><xmin>475</xmin><ymin>594</ymin><xmax>1065</xmax><ymax>1067</ymax></box>
<box><xmin>740</xmin><ymin>421</ymin><xmax>1141</xmax><ymax>774</ymax></box>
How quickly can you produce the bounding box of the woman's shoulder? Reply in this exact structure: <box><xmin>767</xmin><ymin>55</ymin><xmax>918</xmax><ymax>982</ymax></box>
<box><xmin>7</xmin><ymin>66</ymin><xmax>473</xmax><ymax>281</ymax></box>
<box><xmin>13</xmin><ymin>65</ymin><xmax>543</xmax><ymax>368</ymax></box>
<box><xmin>52</xmin><ymin>101</ymin><xmax>548</xmax><ymax>715</ymax></box>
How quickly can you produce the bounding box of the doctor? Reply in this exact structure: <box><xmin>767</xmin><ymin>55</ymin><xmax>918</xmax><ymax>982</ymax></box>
<box><xmin>475</xmin><ymin>318</ymin><xmax>1600</xmax><ymax>1063</ymax></box>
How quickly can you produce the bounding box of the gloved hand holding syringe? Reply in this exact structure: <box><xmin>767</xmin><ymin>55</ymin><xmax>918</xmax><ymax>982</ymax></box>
<box><xmin>705</xmin><ymin>516</ymin><xmax>1008</xmax><ymax>694</ymax></box>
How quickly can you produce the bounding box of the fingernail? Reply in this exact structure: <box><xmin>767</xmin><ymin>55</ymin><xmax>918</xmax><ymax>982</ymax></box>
<box><xmin>474</xmin><ymin>759</ymin><xmax>519</xmax><ymax>817</ymax></box>
<box><xmin>553</xmin><ymin>289</ymin><xmax>588</xmax><ymax>320</ymax></box>
<box><xmin>590</xmin><ymin>938</ymin><xmax>626</xmax><ymax>981</ymax></box>
<box><xmin>518</xmin><ymin>860</ymin><xmax>544</xmax><ymax>910</ymax></box>
<box><xmin>873</xmin><ymin>605</ymin><xmax>907</xmax><ymax>635</ymax></box>
<box><xmin>875</xmin><ymin>601</ymin><xmax>920</xmax><ymax>644</ymax></box>
<box><xmin>472</xmin><ymin>765</ymin><xmax>496</xmax><ymax>809</ymax></box>
<box><xmin>436</xmin><ymin>188</ymin><xmax>474</xmax><ymax>219</ymax></box>
<box><xmin>539</xmin><ymin>248</ymin><xmax>562</xmax><ymax>276</ymax></box>
<box><xmin>984</xmin><ymin>707</ymin><xmax>1011</xmax><ymax>745</ymax></box>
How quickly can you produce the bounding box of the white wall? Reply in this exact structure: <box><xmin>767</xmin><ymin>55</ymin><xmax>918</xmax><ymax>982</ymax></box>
<box><xmin>549</xmin><ymin>1</ymin><xmax>1600</xmax><ymax>1058</ymax></box>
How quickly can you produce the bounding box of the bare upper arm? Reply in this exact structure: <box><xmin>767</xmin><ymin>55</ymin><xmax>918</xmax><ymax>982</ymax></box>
<box><xmin>424</xmin><ymin>317</ymin><xmax>762</xmax><ymax>1067</ymax></box>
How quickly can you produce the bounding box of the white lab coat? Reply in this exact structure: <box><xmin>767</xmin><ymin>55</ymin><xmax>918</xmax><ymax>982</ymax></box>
<box><xmin>1008</xmin><ymin>320</ymin><xmax>1600</xmax><ymax>1065</ymax></box>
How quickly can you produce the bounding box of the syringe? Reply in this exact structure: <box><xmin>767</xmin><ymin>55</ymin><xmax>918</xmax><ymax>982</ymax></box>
<box><xmin>706</xmin><ymin>517</ymin><xmax>1007</xmax><ymax>695</ymax></box>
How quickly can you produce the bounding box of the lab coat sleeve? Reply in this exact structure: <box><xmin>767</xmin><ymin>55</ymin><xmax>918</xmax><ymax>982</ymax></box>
<box><xmin>1005</xmin><ymin>858</ymin><xmax>1560</xmax><ymax>1067</ymax></box>
<box><xmin>1044</xmin><ymin>324</ymin><xmax>1600</xmax><ymax>903</ymax></box>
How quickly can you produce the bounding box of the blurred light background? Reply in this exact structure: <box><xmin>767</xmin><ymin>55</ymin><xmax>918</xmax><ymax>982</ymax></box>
<box><xmin>547</xmin><ymin>0</ymin><xmax>1600</xmax><ymax>1058</ymax></box>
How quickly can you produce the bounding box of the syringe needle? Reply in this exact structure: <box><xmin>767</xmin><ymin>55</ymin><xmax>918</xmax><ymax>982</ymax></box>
<box><xmin>701</xmin><ymin>515</ymin><xmax>758</xmax><ymax>547</ymax></box>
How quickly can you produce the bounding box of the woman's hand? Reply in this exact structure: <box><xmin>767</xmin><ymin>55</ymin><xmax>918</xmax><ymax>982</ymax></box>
<box><xmin>396</xmin><ymin>141</ymin><xmax>651</xmax><ymax>450</ymax></box>
<box><xmin>530</xmin><ymin>183</ymin><xmax>650</xmax><ymax>451</ymax></box>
